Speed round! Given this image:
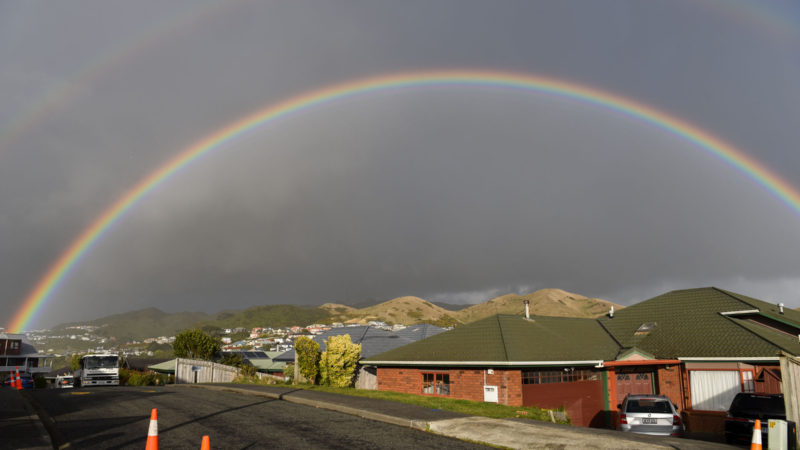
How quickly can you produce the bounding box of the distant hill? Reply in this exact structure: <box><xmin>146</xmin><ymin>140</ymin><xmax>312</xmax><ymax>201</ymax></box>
<box><xmin>319</xmin><ymin>303</ymin><xmax>357</xmax><ymax>315</ymax></box>
<box><xmin>54</xmin><ymin>308</ymin><xmax>214</xmax><ymax>341</ymax></box>
<box><xmin>322</xmin><ymin>290</ymin><xmax>616</xmax><ymax>327</ymax></box>
<box><xmin>51</xmin><ymin>289</ymin><xmax>619</xmax><ymax>340</ymax></box>
<box><xmin>330</xmin><ymin>296</ymin><xmax>460</xmax><ymax>327</ymax></box>
<box><xmin>455</xmin><ymin>289</ymin><xmax>621</xmax><ymax>323</ymax></box>
<box><xmin>202</xmin><ymin>304</ymin><xmax>332</xmax><ymax>329</ymax></box>
<box><xmin>430</xmin><ymin>301</ymin><xmax>470</xmax><ymax>311</ymax></box>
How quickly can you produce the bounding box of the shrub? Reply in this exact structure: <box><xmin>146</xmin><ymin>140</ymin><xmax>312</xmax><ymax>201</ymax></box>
<box><xmin>295</xmin><ymin>336</ymin><xmax>320</xmax><ymax>384</ymax></box>
<box><xmin>284</xmin><ymin>364</ymin><xmax>295</xmax><ymax>384</ymax></box>
<box><xmin>123</xmin><ymin>370</ymin><xmax>168</xmax><ymax>386</ymax></box>
<box><xmin>319</xmin><ymin>335</ymin><xmax>361</xmax><ymax>388</ymax></box>
<box><xmin>119</xmin><ymin>368</ymin><xmax>132</xmax><ymax>385</ymax></box>
<box><xmin>33</xmin><ymin>376</ymin><xmax>47</xmax><ymax>389</ymax></box>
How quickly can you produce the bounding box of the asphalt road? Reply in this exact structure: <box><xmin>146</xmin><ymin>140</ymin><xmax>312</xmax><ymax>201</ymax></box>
<box><xmin>26</xmin><ymin>386</ymin><xmax>485</xmax><ymax>449</ymax></box>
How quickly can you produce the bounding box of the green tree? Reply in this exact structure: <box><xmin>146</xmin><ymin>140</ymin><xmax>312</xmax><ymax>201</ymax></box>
<box><xmin>294</xmin><ymin>336</ymin><xmax>320</xmax><ymax>384</ymax></box>
<box><xmin>218</xmin><ymin>352</ymin><xmax>245</xmax><ymax>367</ymax></box>
<box><xmin>284</xmin><ymin>363</ymin><xmax>295</xmax><ymax>384</ymax></box>
<box><xmin>319</xmin><ymin>335</ymin><xmax>361</xmax><ymax>387</ymax></box>
<box><xmin>172</xmin><ymin>329</ymin><xmax>221</xmax><ymax>361</ymax></box>
<box><xmin>70</xmin><ymin>353</ymin><xmax>84</xmax><ymax>371</ymax></box>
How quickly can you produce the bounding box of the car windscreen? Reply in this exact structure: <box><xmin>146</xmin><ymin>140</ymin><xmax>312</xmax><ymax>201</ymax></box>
<box><xmin>625</xmin><ymin>399</ymin><xmax>672</xmax><ymax>414</ymax></box>
<box><xmin>84</xmin><ymin>356</ymin><xmax>118</xmax><ymax>369</ymax></box>
<box><xmin>729</xmin><ymin>395</ymin><xmax>784</xmax><ymax>415</ymax></box>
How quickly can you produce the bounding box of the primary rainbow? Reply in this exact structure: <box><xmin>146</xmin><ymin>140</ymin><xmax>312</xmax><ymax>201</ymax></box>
<box><xmin>8</xmin><ymin>69</ymin><xmax>800</xmax><ymax>332</ymax></box>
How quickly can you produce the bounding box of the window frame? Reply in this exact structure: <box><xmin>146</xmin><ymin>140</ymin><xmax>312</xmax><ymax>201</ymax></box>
<box><xmin>688</xmin><ymin>368</ymin><xmax>758</xmax><ymax>411</ymax></box>
<box><xmin>420</xmin><ymin>372</ymin><xmax>451</xmax><ymax>396</ymax></box>
<box><xmin>522</xmin><ymin>368</ymin><xmax>600</xmax><ymax>385</ymax></box>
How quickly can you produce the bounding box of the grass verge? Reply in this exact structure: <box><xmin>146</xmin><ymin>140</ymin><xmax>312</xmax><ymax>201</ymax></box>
<box><xmin>233</xmin><ymin>377</ymin><xmax>568</xmax><ymax>424</ymax></box>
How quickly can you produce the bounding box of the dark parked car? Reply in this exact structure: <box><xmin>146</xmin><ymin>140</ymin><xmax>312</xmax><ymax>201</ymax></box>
<box><xmin>3</xmin><ymin>375</ymin><xmax>34</xmax><ymax>389</ymax></box>
<box><xmin>617</xmin><ymin>394</ymin><xmax>684</xmax><ymax>436</ymax></box>
<box><xmin>724</xmin><ymin>393</ymin><xmax>796</xmax><ymax>448</ymax></box>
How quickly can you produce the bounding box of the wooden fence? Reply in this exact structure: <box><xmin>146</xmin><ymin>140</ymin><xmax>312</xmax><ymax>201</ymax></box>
<box><xmin>780</xmin><ymin>352</ymin><xmax>800</xmax><ymax>443</ymax></box>
<box><xmin>174</xmin><ymin>358</ymin><xmax>239</xmax><ymax>384</ymax></box>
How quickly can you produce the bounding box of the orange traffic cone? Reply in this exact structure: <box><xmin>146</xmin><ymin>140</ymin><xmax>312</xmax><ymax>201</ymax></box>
<box><xmin>750</xmin><ymin>419</ymin><xmax>762</xmax><ymax>450</ymax></box>
<box><xmin>200</xmin><ymin>435</ymin><xmax>210</xmax><ymax>450</ymax></box>
<box><xmin>15</xmin><ymin>367</ymin><xmax>22</xmax><ymax>390</ymax></box>
<box><xmin>145</xmin><ymin>408</ymin><xmax>158</xmax><ymax>450</ymax></box>
<box><xmin>9</xmin><ymin>371</ymin><xmax>15</xmax><ymax>389</ymax></box>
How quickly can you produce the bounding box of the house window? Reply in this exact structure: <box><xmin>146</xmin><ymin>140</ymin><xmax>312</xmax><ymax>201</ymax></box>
<box><xmin>421</xmin><ymin>373</ymin><xmax>450</xmax><ymax>395</ymax></box>
<box><xmin>522</xmin><ymin>368</ymin><xmax>599</xmax><ymax>384</ymax></box>
<box><xmin>689</xmin><ymin>370</ymin><xmax>742</xmax><ymax>411</ymax></box>
<box><xmin>10</xmin><ymin>341</ymin><xmax>20</xmax><ymax>350</ymax></box>
<box><xmin>741</xmin><ymin>370</ymin><xmax>754</xmax><ymax>393</ymax></box>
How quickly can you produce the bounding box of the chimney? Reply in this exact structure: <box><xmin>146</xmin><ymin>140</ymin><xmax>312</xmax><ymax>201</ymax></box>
<box><xmin>523</xmin><ymin>300</ymin><xmax>530</xmax><ymax>320</ymax></box>
<box><xmin>779</xmin><ymin>303</ymin><xmax>785</xmax><ymax>314</ymax></box>
<box><xmin>609</xmin><ymin>306</ymin><xmax>614</xmax><ymax>318</ymax></box>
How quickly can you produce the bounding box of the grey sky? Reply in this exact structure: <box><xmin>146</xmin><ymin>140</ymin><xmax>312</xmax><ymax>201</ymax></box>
<box><xmin>1</xmin><ymin>0</ymin><xmax>799</xmax><ymax>329</ymax></box>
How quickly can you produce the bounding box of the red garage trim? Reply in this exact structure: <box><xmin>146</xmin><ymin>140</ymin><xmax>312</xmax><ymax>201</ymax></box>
<box><xmin>603</xmin><ymin>359</ymin><xmax>682</xmax><ymax>367</ymax></box>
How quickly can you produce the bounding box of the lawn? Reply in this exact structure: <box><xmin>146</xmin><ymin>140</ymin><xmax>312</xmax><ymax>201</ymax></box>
<box><xmin>234</xmin><ymin>377</ymin><xmax>568</xmax><ymax>423</ymax></box>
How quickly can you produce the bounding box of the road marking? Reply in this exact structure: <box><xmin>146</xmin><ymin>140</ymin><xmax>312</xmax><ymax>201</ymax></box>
<box><xmin>70</xmin><ymin>392</ymin><xmax>91</xmax><ymax>395</ymax></box>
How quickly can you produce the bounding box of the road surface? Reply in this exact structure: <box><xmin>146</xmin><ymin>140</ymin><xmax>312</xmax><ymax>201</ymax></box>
<box><xmin>26</xmin><ymin>386</ymin><xmax>485</xmax><ymax>449</ymax></box>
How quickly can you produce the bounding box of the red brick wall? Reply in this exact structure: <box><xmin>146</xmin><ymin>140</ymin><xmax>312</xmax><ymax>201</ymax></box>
<box><xmin>376</xmin><ymin>367</ymin><xmax>523</xmax><ymax>406</ymax></box>
<box><xmin>655</xmin><ymin>365</ymin><xmax>685</xmax><ymax>411</ymax></box>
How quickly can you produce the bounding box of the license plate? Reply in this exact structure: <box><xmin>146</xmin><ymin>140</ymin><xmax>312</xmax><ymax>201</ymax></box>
<box><xmin>642</xmin><ymin>418</ymin><xmax>657</xmax><ymax>424</ymax></box>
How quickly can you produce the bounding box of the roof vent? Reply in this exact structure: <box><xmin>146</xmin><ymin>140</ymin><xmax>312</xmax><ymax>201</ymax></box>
<box><xmin>779</xmin><ymin>303</ymin><xmax>785</xmax><ymax>314</ymax></box>
<box><xmin>523</xmin><ymin>300</ymin><xmax>530</xmax><ymax>320</ymax></box>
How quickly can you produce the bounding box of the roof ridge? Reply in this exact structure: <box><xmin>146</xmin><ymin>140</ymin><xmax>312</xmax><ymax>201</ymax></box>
<box><xmin>595</xmin><ymin>318</ymin><xmax>623</xmax><ymax>349</ymax></box>
<box><xmin>721</xmin><ymin>314</ymin><xmax>796</xmax><ymax>355</ymax></box>
<box><xmin>496</xmin><ymin>315</ymin><xmax>510</xmax><ymax>362</ymax></box>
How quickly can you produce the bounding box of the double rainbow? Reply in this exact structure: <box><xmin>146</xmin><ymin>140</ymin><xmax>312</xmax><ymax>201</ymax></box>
<box><xmin>7</xmin><ymin>69</ymin><xmax>800</xmax><ymax>332</ymax></box>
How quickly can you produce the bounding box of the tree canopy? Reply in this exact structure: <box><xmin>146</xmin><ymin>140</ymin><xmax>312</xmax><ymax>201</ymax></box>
<box><xmin>319</xmin><ymin>335</ymin><xmax>361</xmax><ymax>387</ymax></box>
<box><xmin>172</xmin><ymin>329</ymin><xmax>221</xmax><ymax>361</ymax></box>
<box><xmin>294</xmin><ymin>336</ymin><xmax>321</xmax><ymax>384</ymax></box>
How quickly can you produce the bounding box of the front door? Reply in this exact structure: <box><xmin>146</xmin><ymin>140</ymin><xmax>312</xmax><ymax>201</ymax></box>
<box><xmin>616</xmin><ymin>372</ymin><xmax>654</xmax><ymax>404</ymax></box>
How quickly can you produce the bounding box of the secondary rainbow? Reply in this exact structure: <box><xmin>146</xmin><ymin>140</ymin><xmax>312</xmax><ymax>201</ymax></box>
<box><xmin>8</xmin><ymin>69</ymin><xmax>800</xmax><ymax>332</ymax></box>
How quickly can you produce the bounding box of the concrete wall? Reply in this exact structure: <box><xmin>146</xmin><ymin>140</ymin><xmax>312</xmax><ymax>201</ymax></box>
<box><xmin>175</xmin><ymin>358</ymin><xmax>239</xmax><ymax>384</ymax></box>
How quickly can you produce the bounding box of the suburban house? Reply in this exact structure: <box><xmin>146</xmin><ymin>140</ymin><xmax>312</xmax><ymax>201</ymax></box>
<box><xmin>361</xmin><ymin>287</ymin><xmax>800</xmax><ymax>433</ymax></box>
<box><xmin>275</xmin><ymin>324</ymin><xmax>445</xmax><ymax>388</ymax></box>
<box><xmin>0</xmin><ymin>331</ymin><xmax>54</xmax><ymax>376</ymax></box>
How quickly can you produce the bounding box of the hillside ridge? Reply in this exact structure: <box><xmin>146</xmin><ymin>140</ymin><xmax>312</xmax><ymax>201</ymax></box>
<box><xmin>51</xmin><ymin>288</ymin><xmax>621</xmax><ymax>339</ymax></box>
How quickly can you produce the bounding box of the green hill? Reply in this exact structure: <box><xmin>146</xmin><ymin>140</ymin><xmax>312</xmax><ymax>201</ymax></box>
<box><xmin>55</xmin><ymin>307</ymin><xmax>214</xmax><ymax>341</ymax></box>
<box><xmin>200</xmin><ymin>304</ymin><xmax>333</xmax><ymax>329</ymax></box>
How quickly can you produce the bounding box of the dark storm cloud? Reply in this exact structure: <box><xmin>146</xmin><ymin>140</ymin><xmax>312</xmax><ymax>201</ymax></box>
<box><xmin>1</xmin><ymin>0</ymin><xmax>799</xmax><ymax>328</ymax></box>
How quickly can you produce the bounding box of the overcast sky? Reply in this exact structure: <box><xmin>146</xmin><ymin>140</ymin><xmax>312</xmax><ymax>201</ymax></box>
<box><xmin>2</xmin><ymin>0</ymin><xmax>799</xmax><ymax>329</ymax></box>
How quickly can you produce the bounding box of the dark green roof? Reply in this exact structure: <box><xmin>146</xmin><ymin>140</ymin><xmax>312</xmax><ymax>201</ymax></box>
<box><xmin>363</xmin><ymin>314</ymin><xmax>619</xmax><ymax>365</ymax></box>
<box><xmin>598</xmin><ymin>287</ymin><xmax>800</xmax><ymax>358</ymax></box>
<box><xmin>363</xmin><ymin>288</ymin><xmax>800</xmax><ymax>366</ymax></box>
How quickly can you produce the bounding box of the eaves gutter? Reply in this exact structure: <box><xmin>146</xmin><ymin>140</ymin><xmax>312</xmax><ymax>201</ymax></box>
<box><xmin>359</xmin><ymin>360</ymin><xmax>605</xmax><ymax>367</ymax></box>
<box><xmin>678</xmin><ymin>356</ymin><xmax>781</xmax><ymax>362</ymax></box>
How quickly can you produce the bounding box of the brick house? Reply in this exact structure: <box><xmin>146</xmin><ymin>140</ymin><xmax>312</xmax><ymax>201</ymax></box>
<box><xmin>362</xmin><ymin>287</ymin><xmax>800</xmax><ymax>432</ymax></box>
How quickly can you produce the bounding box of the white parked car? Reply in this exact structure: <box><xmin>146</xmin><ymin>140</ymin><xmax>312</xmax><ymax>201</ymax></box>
<box><xmin>618</xmin><ymin>394</ymin><xmax>684</xmax><ymax>436</ymax></box>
